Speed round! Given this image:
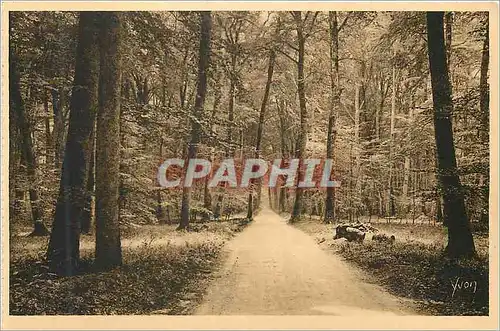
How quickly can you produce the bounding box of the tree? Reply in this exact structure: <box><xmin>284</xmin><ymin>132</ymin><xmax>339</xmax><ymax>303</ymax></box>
<box><xmin>246</xmin><ymin>39</ymin><xmax>276</xmax><ymax>219</ymax></box>
<box><xmin>52</xmin><ymin>87</ymin><xmax>67</xmax><ymax>169</ymax></box>
<box><xmin>246</xmin><ymin>16</ymin><xmax>279</xmax><ymax>218</ymax></box>
<box><xmin>479</xmin><ymin>15</ymin><xmax>489</xmax><ymax>145</ymax></box>
<box><xmin>212</xmin><ymin>12</ymin><xmax>249</xmax><ymax>219</ymax></box>
<box><xmin>9</xmin><ymin>12</ymin><xmax>78</xmax><ymax>238</ymax></box>
<box><xmin>46</xmin><ymin>12</ymin><xmax>100</xmax><ymax>275</ymax></box>
<box><xmin>179</xmin><ymin>11</ymin><xmax>212</xmax><ymax>230</ymax></box>
<box><xmin>444</xmin><ymin>12</ymin><xmax>453</xmax><ymax>67</ymax></box>
<box><xmin>479</xmin><ymin>14</ymin><xmax>490</xmax><ymax>225</ymax></box>
<box><xmin>9</xmin><ymin>48</ymin><xmax>49</xmax><ymax>237</ymax></box>
<box><xmin>388</xmin><ymin>57</ymin><xmax>397</xmax><ymax>217</ymax></box>
<box><xmin>276</xmin><ymin>98</ymin><xmax>290</xmax><ymax>213</ymax></box>
<box><xmin>290</xmin><ymin>11</ymin><xmax>318</xmax><ymax>222</ymax></box>
<box><xmin>203</xmin><ymin>67</ymin><xmax>223</xmax><ymax>214</ymax></box>
<box><xmin>81</xmin><ymin>126</ymin><xmax>95</xmax><ymax>234</ymax></box>
<box><xmin>426</xmin><ymin>11</ymin><xmax>475</xmax><ymax>258</ymax></box>
<box><xmin>324</xmin><ymin>12</ymin><xmax>341</xmax><ymax>223</ymax></box>
<box><xmin>95</xmin><ymin>12</ymin><xmax>123</xmax><ymax>269</ymax></box>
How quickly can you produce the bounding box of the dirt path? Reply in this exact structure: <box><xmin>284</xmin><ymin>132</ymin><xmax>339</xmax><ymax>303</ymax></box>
<box><xmin>196</xmin><ymin>206</ymin><xmax>416</xmax><ymax>315</ymax></box>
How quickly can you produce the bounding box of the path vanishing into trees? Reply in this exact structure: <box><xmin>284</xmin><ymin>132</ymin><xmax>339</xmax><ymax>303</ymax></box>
<box><xmin>196</xmin><ymin>203</ymin><xmax>416</xmax><ymax>315</ymax></box>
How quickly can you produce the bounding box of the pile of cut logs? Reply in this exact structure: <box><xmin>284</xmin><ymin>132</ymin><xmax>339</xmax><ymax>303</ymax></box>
<box><xmin>333</xmin><ymin>223</ymin><xmax>395</xmax><ymax>244</ymax></box>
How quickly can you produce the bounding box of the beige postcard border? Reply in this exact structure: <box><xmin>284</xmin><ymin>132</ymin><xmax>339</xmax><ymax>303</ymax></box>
<box><xmin>1</xmin><ymin>1</ymin><xmax>498</xmax><ymax>330</ymax></box>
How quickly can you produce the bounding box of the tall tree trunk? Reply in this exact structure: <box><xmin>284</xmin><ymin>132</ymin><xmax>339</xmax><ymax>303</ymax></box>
<box><xmin>204</xmin><ymin>72</ymin><xmax>221</xmax><ymax>213</ymax></box>
<box><xmin>46</xmin><ymin>12</ymin><xmax>100</xmax><ymax>275</ymax></box>
<box><xmin>479</xmin><ymin>15</ymin><xmax>489</xmax><ymax>225</ymax></box>
<box><xmin>276</xmin><ymin>98</ymin><xmax>288</xmax><ymax>213</ymax></box>
<box><xmin>403</xmin><ymin>106</ymin><xmax>413</xmax><ymax>205</ymax></box>
<box><xmin>95</xmin><ymin>12</ymin><xmax>123</xmax><ymax>269</ymax></box>
<box><xmin>291</xmin><ymin>12</ymin><xmax>308</xmax><ymax>222</ymax></box>
<box><xmin>227</xmin><ymin>56</ymin><xmax>237</xmax><ymax>156</ymax></box>
<box><xmin>214</xmin><ymin>55</ymin><xmax>237</xmax><ymax>220</ymax></box>
<box><xmin>179</xmin><ymin>11</ymin><xmax>211</xmax><ymax>230</ymax></box>
<box><xmin>348</xmin><ymin>142</ymin><xmax>353</xmax><ymax>221</ymax></box>
<box><xmin>426</xmin><ymin>11</ymin><xmax>475</xmax><ymax>258</ymax></box>
<box><xmin>179</xmin><ymin>47</ymin><xmax>189</xmax><ymax>109</ymax></box>
<box><xmin>52</xmin><ymin>87</ymin><xmax>66</xmax><ymax>170</ymax></box>
<box><xmin>324</xmin><ymin>11</ymin><xmax>339</xmax><ymax>223</ymax></box>
<box><xmin>444</xmin><ymin>12</ymin><xmax>453</xmax><ymax>69</ymax></box>
<box><xmin>354</xmin><ymin>82</ymin><xmax>361</xmax><ymax>201</ymax></box>
<box><xmin>436</xmin><ymin>186</ymin><xmax>443</xmax><ymax>222</ymax></box>
<box><xmin>44</xmin><ymin>93</ymin><xmax>53</xmax><ymax>165</ymax></box>
<box><xmin>376</xmin><ymin>78</ymin><xmax>386</xmax><ymax>141</ymax></box>
<box><xmin>10</xmin><ymin>48</ymin><xmax>48</xmax><ymax>236</ymax></box>
<box><xmin>156</xmin><ymin>138</ymin><xmax>167</xmax><ymax>223</ymax></box>
<box><xmin>479</xmin><ymin>17</ymin><xmax>489</xmax><ymax>144</ymax></box>
<box><xmin>9</xmin><ymin>50</ymin><xmax>21</xmax><ymax>220</ymax></box>
<box><xmin>445</xmin><ymin>11</ymin><xmax>458</xmax><ymax>141</ymax></box>
<box><xmin>247</xmin><ymin>47</ymin><xmax>276</xmax><ymax>218</ymax></box>
<box><xmin>81</xmin><ymin>121</ymin><xmax>95</xmax><ymax>234</ymax></box>
<box><xmin>388</xmin><ymin>63</ymin><xmax>397</xmax><ymax>217</ymax></box>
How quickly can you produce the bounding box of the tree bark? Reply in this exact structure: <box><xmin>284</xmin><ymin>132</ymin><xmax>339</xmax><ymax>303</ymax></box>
<box><xmin>291</xmin><ymin>12</ymin><xmax>308</xmax><ymax>222</ymax></box>
<box><xmin>479</xmin><ymin>16</ymin><xmax>489</xmax><ymax>144</ymax></box>
<box><xmin>203</xmin><ymin>72</ymin><xmax>221</xmax><ymax>213</ymax></box>
<box><xmin>227</xmin><ymin>56</ymin><xmax>237</xmax><ymax>156</ymax></box>
<box><xmin>376</xmin><ymin>76</ymin><xmax>388</xmax><ymax>141</ymax></box>
<box><xmin>426</xmin><ymin>12</ymin><xmax>475</xmax><ymax>258</ymax></box>
<box><xmin>388</xmin><ymin>63</ymin><xmax>397</xmax><ymax>217</ymax></box>
<box><xmin>10</xmin><ymin>48</ymin><xmax>48</xmax><ymax>236</ymax></box>
<box><xmin>354</xmin><ymin>82</ymin><xmax>361</xmax><ymax>214</ymax></box>
<box><xmin>95</xmin><ymin>12</ymin><xmax>123</xmax><ymax>269</ymax></box>
<box><xmin>324</xmin><ymin>11</ymin><xmax>340</xmax><ymax>223</ymax></box>
<box><xmin>276</xmin><ymin>99</ymin><xmax>288</xmax><ymax>213</ymax></box>
<box><xmin>179</xmin><ymin>12</ymin><xmax>211</xmax><ymax>230</ymax></box>
<box><xmin>444</xmin><ymin>12</ymin><xmax>453</xmax><ymax>69</ymax></box>
<box><xmin>52</xmin><ymin>87</ymin><xmax>67</xmax><ymax>170</ymax></box>
<box><xmin>215</xmin><ymin>17</ymin><xmax>243</xmax><ymax>219</ymax></box>
<box><xmin>46</xmin><ymin>12</ymin><xmax>100</xmax><ymax>275</ymax></box>
<box><xmin>179</xmin><ymin>47</ymin><xmax>189</xmax><ymax>109</ymax></box>
<box><xmin>403</xmin><ymin>107</ymin><xmax>413</xmax><ymax>204</ymax></box>
<box><xmin>436</xmin><ymin>186</ymin><xmax>443</xmax><ymax>222</ymax></box>
<box><xmin>479</xmin><ymin>15</ymin><xmax>490</xmax><ymax>225</ymax></box>
<box><xmin>81</xmin><ymin>122</ymin><xmax>95</xmax><ymax>234</ymax></box>
<box><xmin>156</xmin><ymin>139</ymin><xmax>167</xmax><ymax>223</ymax></box>
<box><xmin>44</xmin><ymin>93</ymin><xmax>53</xmax><ymax>165</ymax></box>
<box><xmin>9</xmin><ymin>52</ymin><xmax>21</xmax><ymax>220</ymax></box>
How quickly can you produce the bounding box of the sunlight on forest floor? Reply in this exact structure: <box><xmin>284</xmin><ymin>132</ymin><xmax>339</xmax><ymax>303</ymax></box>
<box><xmin>9</xmin><ymin>219</ymin><xmax>249</xmax><ymax>315</ymax></box>
<box><xmin>10</xmin><ymin>220</ymin><xmax>245</xmax><ymax>260</ymax></box>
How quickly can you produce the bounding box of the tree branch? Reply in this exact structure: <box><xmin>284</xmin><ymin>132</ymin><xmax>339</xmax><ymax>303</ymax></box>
<box><xmin>338</xmin><ymin>12</ymin><xmax>352</xmax><ymax>33</ymax></box>
<box><xmin>304</xmin><ymin>11</ymin><xmax>311</xmax><ymax>22</ymax></box>
<box><xmin>285</xmin><ymin>41</ymin><xmax>299</xmax><ymax>52</ymax></box>
<box><xmin>304</xmin><ymin>11</ymin><xmax>320</xmax><ymax>39</ymax></box>
<box><xmin>276</xmin><ymin>48</ymin><xmax>298</xmax><ymax>64</ymax></box>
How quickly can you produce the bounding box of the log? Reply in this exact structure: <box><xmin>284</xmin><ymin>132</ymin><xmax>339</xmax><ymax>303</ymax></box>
<box><xmin>334</xmin><ymin>224</ymin><xmax>368</xmax><ymax>242</ymax></box>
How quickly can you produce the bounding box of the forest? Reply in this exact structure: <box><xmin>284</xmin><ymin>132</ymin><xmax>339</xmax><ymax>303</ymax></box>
<box><xmin>8</xmin><ymin>10</ymin><xmax>490</xmax><ymax>317</ymax></box>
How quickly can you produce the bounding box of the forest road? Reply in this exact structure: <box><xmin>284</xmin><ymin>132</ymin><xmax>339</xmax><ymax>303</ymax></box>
<box><xmin>195</xmin><ymin>206</ymin><xmax>416</xmax><ymax>315</ymax></box>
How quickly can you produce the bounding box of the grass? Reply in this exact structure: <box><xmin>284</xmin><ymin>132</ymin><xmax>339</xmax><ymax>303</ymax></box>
<box><xmin>294</xmin><ymin>219</ymin><xmax>489</xmax><ymax>316</ymax></box>
<box><xmin>9</xmin><ymin>219</ymin><xmax>249</xmax><ymax>315</ymax></box>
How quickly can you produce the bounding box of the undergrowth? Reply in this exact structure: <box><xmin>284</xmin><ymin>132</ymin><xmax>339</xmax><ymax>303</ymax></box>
<box><xmin>10</xmin><ymin>242</ymin><xmax>222</xmax><ymax>315</ymax></box>
<box><xmin>338</xmin><ymin>240</ymin><xmax>488</xmax><ymax>315</ymax></box>
<box><xmin>294</xmin><ymin>219</ymin><xmax>489</xmax><ymax>316</ymax></box>
<box><xmin>10</xmin><ymin>219</ymin><xmax>250</xmax><ymax>315</ymax></box>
